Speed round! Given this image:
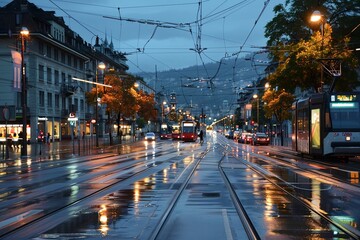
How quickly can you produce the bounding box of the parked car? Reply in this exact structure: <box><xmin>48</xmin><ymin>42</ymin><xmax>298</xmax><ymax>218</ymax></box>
<box><xmin>252</xmin><ymin>132</ymin><xmax>270</xmax><ymax>145</ymax></box>
<box><xmin>238</xmin><ymin>132</ymin><xmax>253</xmax><ymax>144</ymax></box>
<box><xmin>225</xmin><ymin>130</ymin><xmax>234</xmax><ymax>139</ymax></box>
<box><xmin>245</xmin><ymin>133</ymin><xmax>253</xmax><ymax>144</ymax></box>
<box><xmin>145</xmin><ymin>132</ymin><xmax>156</xmax><ymax>141</ymax></box>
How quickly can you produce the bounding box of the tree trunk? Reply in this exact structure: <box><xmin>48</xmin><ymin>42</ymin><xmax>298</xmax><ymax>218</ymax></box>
<box><xmin>108</xmin><ymin>111</ymin><xmax>113</xmax><ymax>146</ymax></box>
<box><xmin>117</xmin><ymin>112</ymin><xmax>122</xmax><ymax>144</ymax></box>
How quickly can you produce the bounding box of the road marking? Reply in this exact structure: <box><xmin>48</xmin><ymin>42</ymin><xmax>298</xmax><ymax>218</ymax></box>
<box><xmin>0</xmin><ymin>210</ymin><xmax>43</xmax><ymax>229</ymax></box>
<box><xmin>222</xmin><ymin>208</ymin><xmax>234</xmax><ymax>240</ymax></box>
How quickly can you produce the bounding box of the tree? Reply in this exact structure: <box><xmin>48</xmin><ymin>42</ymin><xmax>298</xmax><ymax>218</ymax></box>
<box><xmin>136</xmin><ymin>90</ymin><xmax>157</xmax><ymax>124</ymax></box>
<box><xmin>265</xmin><ymin>0</ymin><xmax>359</xmax><ymax>93</ymax></box>
<box><xmin>267</xmin><ymin>24</ymin><xmax>358</xmax><ymax>93</ymax></box>
<box><xmin>262</xmin><ymin>88</ymin><xmax>294</xmax><ymax>145</ymax></box>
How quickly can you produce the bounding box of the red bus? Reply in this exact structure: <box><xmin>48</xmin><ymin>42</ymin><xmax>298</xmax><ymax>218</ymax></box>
<box><xmin>181</xmin><ymin>120</ymin><xmax>197</xmax><ymax>142</ymax></box>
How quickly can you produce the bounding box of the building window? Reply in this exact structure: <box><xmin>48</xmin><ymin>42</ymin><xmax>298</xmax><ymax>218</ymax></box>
<box><xmin>54</xmin><ymin>49</ymin><xmax>58</xmax><ymax>61</ymax></box>
<box><xmin>54</xmin><ymin>70</ymin><xmax>59</xmax><ymax>85</ymax></box>
<box><xmin>67</xmin><ymin>74</ymin><xmax>72</xmax><ymax>84</ymax></box>
<box><xmin>74</xmin><ymin>98</ymin><xmax>79</xmax><ymax>113</ymax></box>
<box><xmin>39</xmin><ymin>65</ymin><xmax>44</xmax><ymax>81</ymax></box>
<box><xmin>61</xmin><ymin>72</ymin><xmax>66</xmax><ymax>84</ymax></box>
<box><xmin>74</xmin><ymin>57</ymin><xmax>78</xmax><ymax>69</ymax></box>
<box><xmin>47</xmin><ymin>67</ymin><xmax>52</xmax><ymax>83</ymax></box>
<box><xmin>38</xmin><ymin>41</ymin><xmax>44</xmax><ymax>55</ymax></box>
<box><xmin>67</xmin><ymin>55</ymin><xmax>72</xmax><ymax>66</ymax></box>
<box><xmin>62</xmin><ymin>96</ymin><xmax>66</xmax><ymax>110</ymax></box>
<box><xmin>80</xmin><ymin>99</ymin><xmax>84</xmax><ymax>111</ymax></box>
<box><xmin>55</xmin><ymin>94</ymin><xmax>60</xmax><ymax>108</ymax></box>
<box><xmin>47</xmin><ymin>92</ymin><xmax>52</xmax><ymax>107</ymax></box>
<box><xmin>61</xmin><ymin>52</ymin><xmax>65</xmax><ymax>64</ymax></box>
<box><xmin>46</xmin><ymin>45</ymin><xmax>51</xmax><ymax>58</ymax></box>
<box><xmin>79</xmin><ymin>60</ymin><xmax>84</xmax><ymax>70</ymax></box>
<box><xmin>39</xmin><ymin>91</ymin><xmax>45</xmax><ymax>107</ymax></box>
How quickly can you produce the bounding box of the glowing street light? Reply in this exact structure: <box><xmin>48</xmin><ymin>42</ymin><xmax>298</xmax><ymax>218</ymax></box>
<box><xmin>20</xmin><ymin>27</ymin><xmax>29</xmax><ymax>157</ymax></box>
<box><xmin>310</xmin><ymin>10</ymin><xmax>326</xmax><ymax>92</ymax></box>
<box><xmin>253</xmin><ymin>94</ymin><xmax>259</xmax><ymax>127</ymax></box>
<box><xmin>162</xmin><ymin>101</ymin><xmax>166</xmax><ymax>122</ymax></box>
<box><xmin>95</xmin><ymin>61</ymin><xmax>106</xmax><ymax>147</ymax></box>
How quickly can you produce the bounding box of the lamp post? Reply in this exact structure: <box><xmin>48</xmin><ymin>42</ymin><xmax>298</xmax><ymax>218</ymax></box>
<box><xmin>20</xmin><ymin>27</ymin><xmax>29</xmax><ymax>157</ymax></box>
<box><xmin>161</xmin><ymin>101</ymin><xmax>166</xmax><ymax>123</ymax></box>
<box><xmin>95</xmin><ymin>61</ymin><xmax>106</xmax><ymax>147</ymax></box>
<box><xmin>253</xmin><ymin>94</ymin><xmax>259</xmax><ymax>129</ymax></box>
<box><xmin>311</xmin><ymin>10</ymin><xmax>325</xmax><ymax>92</ymax></box>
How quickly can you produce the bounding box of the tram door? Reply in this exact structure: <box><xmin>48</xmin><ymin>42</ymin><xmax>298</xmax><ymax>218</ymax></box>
<box><xmin>296</xmin><ymin>100</ymin><xmax>310</xmax><ymax>154</ymax></box>
<box><xmin>310</xmin><ymin>107</ymin><xmax>322</xmax><ymax>155</ymax></box>
<box><xmin>309</xmin><ymin>94</ymin><xmax>325</xmax><ymax>156</ymax></box>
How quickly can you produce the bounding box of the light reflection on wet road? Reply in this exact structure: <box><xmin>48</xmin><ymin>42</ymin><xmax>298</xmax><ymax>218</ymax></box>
<box><xmin>1</xmin><ymin>133</ymin><xmax>360</xmax><ymax>239</ymax></box>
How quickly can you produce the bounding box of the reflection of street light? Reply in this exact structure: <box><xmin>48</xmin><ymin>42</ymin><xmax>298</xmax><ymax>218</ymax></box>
<box><xmin>95</xmin><ymin>61</ymin><xmax>106</xmax><ymax>147</ymax></box>
<box><xmin>20</xmin><ymin>27</ymin><xmax>29</xmax><ymax>157</ymax></box>
<box><xmin>161</xmin><ymin>101</ymin><xmax>166</xmax><ymax>122</ymax></box>
<box><xmin>253</xmin><ymin>94</ymin><xmax>259</xmax><ymax>127</ymax></box>
<box><xmin>311</xmin><ymin>10</ymin><xmax>325</xmax><ymax>92</ymax></box>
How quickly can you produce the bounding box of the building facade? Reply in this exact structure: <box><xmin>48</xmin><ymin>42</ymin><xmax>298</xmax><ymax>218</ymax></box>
<box><xmin>0</xmin><ymin>0</ymin><xmax>129</xmax><ymax>143</ymax></box>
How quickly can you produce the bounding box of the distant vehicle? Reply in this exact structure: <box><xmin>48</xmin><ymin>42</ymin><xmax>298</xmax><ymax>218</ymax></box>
<box><xmin>244</xmin><ymin>133</ymin><xmax>253</xmax><ymax>144</ymax></box>
<box><xmin>145</xmin><ymin>132</ymin><xmax>156</xmax><ymax>141</ymax></box>
<box><xmin>171</xmin><ymin>123</ymin><xmax>181</xmax><ymax>140</ymax></box>
<box><xmin>160</xmin><ymin>123</ymin><xmax>171</xmax><ymax>139</ymax></box>
<box><xmin>252</xmin><ymin>132</ymin><xmax>270</xmax><ymax>145</ymax></box>
<box><xmin>225</xmin><ymin>130</ymin><xmax>234</xmax><ymax>139</ymax></box>
<box><xmin>238</xmin><ymin>132</ymin><xmax>253</xmax><ymax>144</ymax></box>
<box><xmin>181</xmin><ymin>120</ymin><xmax>198</xmax><ymax>142</ymax></box>
<box><xmin>233</xmin><ymin>130</ymin><xmax>240</xmax><ymax>140</ymax></box>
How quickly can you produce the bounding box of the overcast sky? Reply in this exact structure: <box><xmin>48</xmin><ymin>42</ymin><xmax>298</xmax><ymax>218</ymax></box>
<box><xmin>1</xmin><ymin>0</ymin><xmax>284</xmax><ymax>73</ymax></box>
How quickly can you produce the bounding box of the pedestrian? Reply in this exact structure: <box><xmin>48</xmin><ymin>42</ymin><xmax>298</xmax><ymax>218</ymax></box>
<box><xmin>199</xmin><ymin>129</ymin><xmax>204</xmax><ymax>144</ymax></box>
<box><xmin>82</xmin><ymin>131</ymin><xmax>85</xmax><ymax>139</ymax></box>
<box><xmin>47</xmin><ymin>132</ymin><xmax>51</xmax><ymax>144</ymax></box>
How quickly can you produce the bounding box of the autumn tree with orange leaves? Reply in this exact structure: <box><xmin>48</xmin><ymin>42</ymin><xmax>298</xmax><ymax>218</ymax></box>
<box><xmin>86</xmin><ymin>71</ymin><xmax>156</xmax><ymax>144</ymax></box>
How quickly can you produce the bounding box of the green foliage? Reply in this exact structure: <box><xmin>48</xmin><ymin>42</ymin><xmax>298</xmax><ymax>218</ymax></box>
<box><xmin>265</xmin><ymin>0</ymin><xmax>359</xmax><ymax>93</ymax></box>
<box><xmin>262</xmin><ymin>89</ymin><xmax>294</xmax><ymax>123</ymax></box>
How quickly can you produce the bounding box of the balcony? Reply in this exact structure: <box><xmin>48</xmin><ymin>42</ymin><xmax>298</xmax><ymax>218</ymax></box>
<box><xmin>61</xmin><ymin>84</ymin><xmax>77</xmax><ymax>97</ymax></box>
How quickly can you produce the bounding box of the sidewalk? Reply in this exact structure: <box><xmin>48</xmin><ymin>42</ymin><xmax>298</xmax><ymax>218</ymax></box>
<box><xmin>0</xmin><ymin>135</ymin><xmax>138</xmax><ymax>161</ymax></box>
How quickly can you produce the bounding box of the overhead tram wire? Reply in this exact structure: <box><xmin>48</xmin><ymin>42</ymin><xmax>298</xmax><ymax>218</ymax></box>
<box><xmin>232</xmin><ymin>0</ymin><xmax>270</xmax><ymax>83</ymax></box>
<box><xmin>49</xmin><ymin>1</ymin><xmax>203</xmax><ymax>10</ymax></box>
<box><xmin>48</xmin><ymin>0</ymin><xmax>97</xmax><ymax>37</ymax></box>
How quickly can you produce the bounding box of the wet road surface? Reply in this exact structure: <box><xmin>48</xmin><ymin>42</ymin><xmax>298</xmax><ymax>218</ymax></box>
<box><xmin>0</xmin><ymin>132</ymin><xmax>360</xmax><ymax>239</ymax></box>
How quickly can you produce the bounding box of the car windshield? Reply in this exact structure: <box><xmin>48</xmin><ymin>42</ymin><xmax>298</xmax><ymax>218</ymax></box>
<box><xmin>255</xmin><ymin>133</ymin><xmax>267</xmax><ymax>137</ymax></box>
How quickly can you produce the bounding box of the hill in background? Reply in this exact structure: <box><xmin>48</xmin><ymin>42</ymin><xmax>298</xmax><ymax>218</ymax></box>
<box><xmin>137</xmin><ymin>54</ymin><xmax>268</xmax><ymax>118</ymax></box>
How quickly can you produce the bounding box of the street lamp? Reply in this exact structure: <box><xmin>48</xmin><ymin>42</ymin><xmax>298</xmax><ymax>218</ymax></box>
<box><xmin>20</xmin><ymin>27</ymin><xmax>29</xmax><ymax>157</ymax></box>
<box><xmin>310</xmin><ymin>10</ymin><xmax>325</xmax><ymax>91</ymax></box>
<box><xmin>161</xmin><ymin>101</ymin><xmax>166</xmax><ymax>122</ymax></box>
<box><xmin>95</xmin><ymin>61</ymin><xmax>106</xmax><ymax>147</ymax></box>
<box><xmin>253</xmin><ymin>94</ymin><xmax>259</xmax><ymax>128</ymax></box>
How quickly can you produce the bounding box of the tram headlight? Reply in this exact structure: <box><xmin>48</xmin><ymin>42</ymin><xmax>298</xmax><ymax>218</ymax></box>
<box><xmin>345</xmin><ymin>136</ymin><xmax>351</xmax><ymax>141</ymax></box>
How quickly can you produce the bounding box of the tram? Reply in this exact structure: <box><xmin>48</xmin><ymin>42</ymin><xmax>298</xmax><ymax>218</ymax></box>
<box><xmin>171</xmin><ymin>123</ymin><xmax>181</xmax><ymax>140</ymax></box>
<box><xmin>181</xmin><ymin>120</ymin><xmax>198</xmax><ymax>142</ymax></box>
<box><xmin>160</xmin><ymin>123</ymin><xmax>171</xmax><ymax>139</ymax></box>
<box><xmin>292</xmin><ymin>92</ymin><xmax>360</xmax><ymax>160</ymax></box>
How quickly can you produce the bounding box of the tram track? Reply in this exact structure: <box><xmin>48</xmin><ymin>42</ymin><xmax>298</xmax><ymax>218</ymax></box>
<box><xmin>150</xmin><ymin>142</ymin><xmax>262</xmax><ymax>240</ymax></box>
<box><xmin>216</xmin><ymin>137</ymin><xmax>360</xmax><ymax>239</ymax></box>
<box><xmin>0</xmin><ymin>142</ymin><xmax>198</xmax><ymax>239</ymax></box>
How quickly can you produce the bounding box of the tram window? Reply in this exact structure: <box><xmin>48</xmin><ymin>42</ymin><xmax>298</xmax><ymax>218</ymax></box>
<box><xmin>331</xmin><ymin>108</ymin><xmax>360</xmax><ymax>129</ymax></box>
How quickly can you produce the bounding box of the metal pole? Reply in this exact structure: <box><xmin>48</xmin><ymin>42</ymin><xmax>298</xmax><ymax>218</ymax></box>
<box><xmin>95</xmin><ymin>67</ymin><xmax>99</xmax><ymax>147</ymax></box>
<box><xmin>21</xmin><ymin>33</ymin><xmax>27</xmax><ymax>157</ymax></box>
<box><xmin>257</xmin><ymin>98</ymin><xmax>259</xmax><ymax>126</ymax></box>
